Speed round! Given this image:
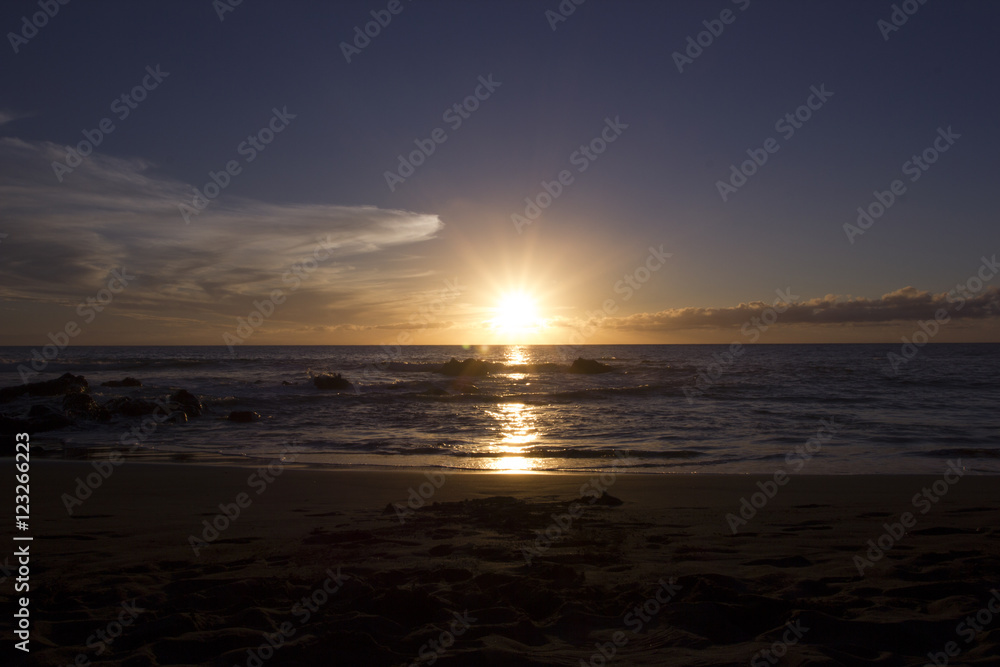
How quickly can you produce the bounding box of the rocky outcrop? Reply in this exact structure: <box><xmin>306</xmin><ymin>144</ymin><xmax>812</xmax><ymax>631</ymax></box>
<box><xmin>568</xmin><ymin>358</ymin><xmax>612</xmax><ymax>374</ymax></box>
<box><xmin>439</xmin><ymin>358</ymin><xmax>497</xmax><ymax>377</ymax></box>
<box><xmin>103</xmin><ymin>397</ymin><xmax>163</xmax><ymax>417</ymax></box>
<box><xmin>63</xmin><ymin>393</ymin><xmax>112</xmax><ymax>421</ymax></box>
<box><xmin>170</xmin><ymin>389</ymin><xmax>202</xmax><ymax>418</ymax></box>
<box><xmin>228</xmin><ymin>410</ymin><xmax>261</xmax><ymax>423</ymax></box>
<box><xmin>314</xmin><ymin>373</ymin><xmax>353</xmax><ymax>391</ymax></box>
<box><xmin>0</xmin><ymin>372</ymin><xmax>89</xmax><ymax>403</ymax></box>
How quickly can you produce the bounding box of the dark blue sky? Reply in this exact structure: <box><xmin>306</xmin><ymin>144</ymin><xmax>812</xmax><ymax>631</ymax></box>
<box><xmin>2</xmin><ymin>0</ymin><xmax>999</xmax><ymax>344</ymax></box>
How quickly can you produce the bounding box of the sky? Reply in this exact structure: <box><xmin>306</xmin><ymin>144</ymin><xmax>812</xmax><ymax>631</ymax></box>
<box><xmin>1</xmin><ymin>0</ymin><xmax>999</xmax><ymax>346</ymax></box>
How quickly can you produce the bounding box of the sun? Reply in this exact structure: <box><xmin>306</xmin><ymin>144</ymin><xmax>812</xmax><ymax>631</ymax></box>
<box><xmin>490</xmin><ymin>291</ymin><xmax>544</xmax><ymax>332</ymax></box>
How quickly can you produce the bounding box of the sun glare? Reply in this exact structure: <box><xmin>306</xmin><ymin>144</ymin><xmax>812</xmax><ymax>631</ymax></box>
<box><xmin>491</xmin><ymin>291</ymin><xmax>544</xmax><ymax>333</ymax></box>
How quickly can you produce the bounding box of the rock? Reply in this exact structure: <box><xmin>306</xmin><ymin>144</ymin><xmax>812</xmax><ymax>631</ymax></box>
<box><xmin>313</xmin><ymin>373</ymin><xmax>353</xmax><ymax>390</ymax></box>
<box><xmin>104</xmin><ymin>397</ymin><xmax>161</xmax><ymax>417</ymax></box>
<box><xmin>0</xmin><ymin>372</ymin><xmax>89</xmax><ymax>403</ymax></box>
<box><xmin>170</xmin><ymin>389</ymin><xmax>202</xmax><ymax>418</ymax></box>
<box><xmin>228</xmin><ymin>410</ymin><xmax>261</xmax><ymax>423</ymax></box>
<box><xmin>28</xmin><ymin>405</ymin><xmax>60</xmax><ymax>418</ymax></box>
<box><xmin>165</xmin><ymin>411</ymin><xmax>188</xmax><ymax>424</ymax></box>
<box><xmin>568</xmin><ymin>358</ymin><xmax>612</xmax><ymax>374</ymax></box>
<box><xmin>63</xmin><ymin>393</ymin><xmax>111</xmax><ymax>421</ymax></box>
<box><xmin>592</xmin><ymin>491</ymin><xmax>624</xmax><ymax>506</ymax></box>
<box><xmin>101</xmin><ymin>377</ymin><xmax>142</xmax><ymax>387</ymax></box>
<box><xmin>281</xmin><ymin>381</ymin><xmax>295</xmax><ymax>386</ymax></box>
<box><xmin>439</xmin><ymin>358</ymin><xmax>494</xmax><ymax>377</ymax></box>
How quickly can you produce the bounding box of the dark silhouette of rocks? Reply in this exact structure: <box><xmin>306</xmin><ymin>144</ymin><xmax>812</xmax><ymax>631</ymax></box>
<box><xmin>568</xmin><ymin>358</ymin><xmax>612</xmax><ymax>374</ymax></box>
<box><xmin>314</xmin><ymin>373</ymin><xmax>353</xmax><ymax>390</ymax></box>
<box><xmin>0</xmin><ymin>372</ymin><xmax>89</xmax><ymax>403</ymax></box>
<box><xmin>592</xmin><ymin>491</ymin><xmax>624</xmax><ymax>506</ymax></box>
<box><xmin>228</xmin><ymin>410</ymin><xmax>260</xmax><ymax>423</ymax></box>
<box><xmin>101</xmin><ymin>377</ymin><xmax>142</xmax><ymax>387</ymax></box>
<box><xmin>63</xmin><ymin>393</ymin><xmax>112</xmax><ymax>421</ymax></box>
<box><xmin>170</xmin><ymin>389</ymin><xmax>202</xmax><ymax>417</ymax></box>
<box><xmin>103</xmin><ymin>396</ymin><xmax>162</xmax><ymax>417</ymax></box>
<box><xmin>439</xmin><ymin>358</ymin><xmax>498</xmax><ymax>377</ymax></box>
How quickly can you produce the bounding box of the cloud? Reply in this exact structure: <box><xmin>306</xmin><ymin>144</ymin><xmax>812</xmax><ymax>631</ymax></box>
<box><xmin>0</xmin><ymin>138</ymin><xmax>444</xmax><ymax>329</ymax></box>
<box><xmin>597</xmin><ymin>285</ymin><xmax>1000</xmax><ymax>331</ymax></box>
<box><xmin>0</xmin><ymin>110</ymin><xmax>29</xmax><ymax>126</ymax></box>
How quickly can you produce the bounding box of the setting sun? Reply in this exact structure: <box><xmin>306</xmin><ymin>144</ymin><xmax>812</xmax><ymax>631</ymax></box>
<box><xmin>490</xmin><ymin>291</ymin><xmax>545</xmax><ymax>333</ymax></box>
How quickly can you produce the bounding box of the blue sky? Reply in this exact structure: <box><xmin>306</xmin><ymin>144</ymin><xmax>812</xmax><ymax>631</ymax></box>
<box><xmin>1</xmin><ymin>0</ymin><xmax>999</xmax><ymax>344</ymax></box>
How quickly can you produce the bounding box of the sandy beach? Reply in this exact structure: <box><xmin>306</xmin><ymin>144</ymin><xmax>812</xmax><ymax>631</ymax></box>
<box><xmin>4</xmin><ymin>459</ymin><xmax>997</xmax><ymax>666</ymax></box>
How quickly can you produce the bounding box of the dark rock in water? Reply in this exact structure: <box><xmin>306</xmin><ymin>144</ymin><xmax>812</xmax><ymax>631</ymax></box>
<box><xmin>228</xmin><ymin>410</ymin><xmax>261</xmax><ymax>423</ymax></box>
<box><xmin>63</xmin><ymin>393</ymin><xmax>111</xmax><ymax>421</ymax></box>
<box><xmin>313</xmin><ymin>373</ymin><xmax>353</xmax><ymax>390</ymax></box>
<box><xmin>0</xmin><ymin>372</ymin><xmax>89</xmax><ymax>403</ymax></box>
<box><xmin>592</xmin><ymin>491</ymin><xmax>624</xmax><ymax>506</ymax></box>
<box><xmin>170</xmin><ymin>389</ymin><xmax>202</xmax><ymax>417</ymax></box>
<box><xmin>165</xmin><ymin>411</ymin><xmax>188</xmax><ymax>424</ymax></box>
<box><xmin>568</xmin><ymin>358</ymin><xmax>612</xmax><ymax>374</ymax></box>
<box><xmin>104</xmin><ymin>396</ymin><xmax>161</xmax><ymax>417</ymax></box>
<box><xmin>28</xmin><ymin>405</ymin><xmax>59</xmax><ymax>418</ymax></box>
<box><xmin>281</xmin><ymin>381</ymin><xmax>295</xmax><ymax>386</ymax></box>
<box><xmin>439</xmin><ymin>358</ymin><xmax>494</xmax><ymax>377</ymax></box>
<box><xmin>101</xmin><ymin>377</ymin><xmax>142</xmax><ymax>387</ymax></box>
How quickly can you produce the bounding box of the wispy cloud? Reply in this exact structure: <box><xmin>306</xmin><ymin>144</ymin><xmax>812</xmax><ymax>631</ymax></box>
<box><xmin>0</xmin><ymin>110</ymin><xmax>29</xmax><ymax>126</ymax></box>
<box><xmin>0</xmin><ymin>138</ymin><xmax>444</xmax><ymax>333</ymax></box>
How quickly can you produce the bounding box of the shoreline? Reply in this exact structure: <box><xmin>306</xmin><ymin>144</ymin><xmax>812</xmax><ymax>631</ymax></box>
<box><xmin>12</xmin><ymin>461</ymin><xmax>1000</xmax><ymax>665</ymax></box>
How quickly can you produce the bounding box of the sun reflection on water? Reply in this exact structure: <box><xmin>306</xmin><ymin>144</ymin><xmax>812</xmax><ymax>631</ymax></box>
<box><xmin>481</xmin><ymin>401</ymin><xmax>539</xmax><ymax>472</ymax></box>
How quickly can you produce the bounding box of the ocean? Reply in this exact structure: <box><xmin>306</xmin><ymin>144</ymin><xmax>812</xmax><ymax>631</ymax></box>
<box><xmin>2</xmin><ymin>344</ymin><xmax>998</xmax><ymax>473</ymax></box>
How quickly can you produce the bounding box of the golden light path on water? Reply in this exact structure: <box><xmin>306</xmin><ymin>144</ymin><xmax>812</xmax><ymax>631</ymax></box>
<box><xmin>479</xmin><ymin>346</ymin><xmax>541</xmax><ymax>472</ymax></box>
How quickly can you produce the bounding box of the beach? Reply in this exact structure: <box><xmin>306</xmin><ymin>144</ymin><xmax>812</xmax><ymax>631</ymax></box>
<box><xmin>13</xmin><ymin>460</ymin><xmax>1000</xmax><ymax>666</ymax></box>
